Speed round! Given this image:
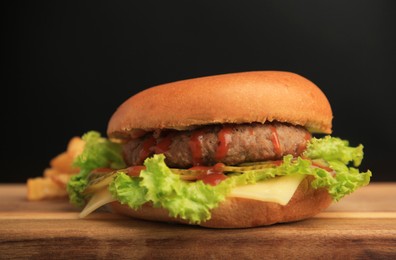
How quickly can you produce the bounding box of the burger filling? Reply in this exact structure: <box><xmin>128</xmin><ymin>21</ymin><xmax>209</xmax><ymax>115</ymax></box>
<box><xmin>67</xmin><ymin>124</ymin><xmax>371</xmax><ymax>224</ymax></box>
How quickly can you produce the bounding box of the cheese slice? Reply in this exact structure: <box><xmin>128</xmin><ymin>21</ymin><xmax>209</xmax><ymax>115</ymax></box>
<box><xmin>229</xmin><ymin>174</ymin><xmax>305</xmax><ymax>205</ymax></box>
<box><xmin>79</xmin><ymin>187</ymin><xmax>116</xmax><ymax>218</ymax></box>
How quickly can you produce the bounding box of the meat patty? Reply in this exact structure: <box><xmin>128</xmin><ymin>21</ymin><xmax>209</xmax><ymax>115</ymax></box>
<box><xmin>122</xmin><ymin>123</ymin><xmax>311</xmax><ymax>168</ymax></box>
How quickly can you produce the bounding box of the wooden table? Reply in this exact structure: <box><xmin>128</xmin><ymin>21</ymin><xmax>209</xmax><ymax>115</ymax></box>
<box><xmin>0</xmin><ymin>183</ymin><xmax>395</xmax><ymax>259</ymax></box>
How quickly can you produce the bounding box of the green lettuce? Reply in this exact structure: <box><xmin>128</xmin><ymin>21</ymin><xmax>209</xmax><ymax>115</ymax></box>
<box><xmin>110</xmin><ymin>154</ymin><xmax>230</xmax><ymax>223</ymax></box>
<box><xmin>304</xmin><ymin>136</ymin><xmax>363</xmax><ymax>167</ymax></box>
<box><xmin>303</xmin><ymin>136</ymin><xmax>371</xmax><ymax>200</ymax></box>
<box><xmin>109</xmin><ymin>173</ymin><xmax>147</xmax><ymax>210</ymax></box>
<box><xmin>67</xmin><ymin>131</ymin><xmax>126</xmax><ymax>206</ymax></box>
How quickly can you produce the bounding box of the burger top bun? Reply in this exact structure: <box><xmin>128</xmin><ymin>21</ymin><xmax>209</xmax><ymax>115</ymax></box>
<box><xmin>107</xmin><ymin>71</ymin><xmax>333</xmax><ymax>140</ymax></box>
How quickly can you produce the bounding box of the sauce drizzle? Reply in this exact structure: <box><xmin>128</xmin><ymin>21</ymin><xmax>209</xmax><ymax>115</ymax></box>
<box><xmin>127</xmin><ymin>166</ymin><xmax>146</xmax><ymax>177</ymax></box>
<box><xmin>138</xmin><ymin>136</ymin><xmax>156</xmax><ymax>164</ymax></box>
<box><xmin>269</xmin><ymin>125</ymin><xmax>282</xmax><ymax>157</ymax></box>
<box><xmin>91</xmin><ymin>168</ymin><xmax>114</xmax><ymax>174</ymax></box>
<box><xmin>190</xmin><ymin>163</ymin><xmax>227</xmax><ymax>186</ymax></box>
<box><xmin>154</xmin><ymin>133</ymin><xmax>174</xmax><ymax>154</ymax></box>
<box><xmin>189</xmin><ymin>130</ymin><xmax>205</xmax><ymax>165</ymax></box>
<box><xmin>215</xmin><ymin>126</ymin><xmax>233</xmax><ymax>162</ymax></box>
<box><xmin>200</xmin><ymin>173</ymin><xmax>227</xmax><ymax>186</ymax></box>
<box><xmin>296</xmin><ymin>132</ymin><xmax>312</xmax><ymax>155</ymax></box>
<box><xmin>311</xmin><ymin>162</ymin><xmax>334</xmax><ymax>173</ymax></box>
<box><xmin>189</xmin><ymin>163</ymin><xmax>226</xmax><ymax>175</ymax></box>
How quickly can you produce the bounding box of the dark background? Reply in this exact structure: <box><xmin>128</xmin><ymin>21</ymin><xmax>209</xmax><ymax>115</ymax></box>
<box><xmin>2</xmin><ymin>1</ymin><xmax>395</xmax><ymax>182</ymax></box>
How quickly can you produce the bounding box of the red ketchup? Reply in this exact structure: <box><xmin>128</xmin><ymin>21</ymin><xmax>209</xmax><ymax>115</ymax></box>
<box><xmin>91</xmin><ymin>168</ymin><xmax>114</xmax><ymax>174</ymax></box>
<box><xmin>154</xmin><ymin>133</ymin><xmax>174</xmax><ymax>154</ymax></box>
<box><xmin>271</xmin><ymin>160</ymin><xmax>283</xmax><ymax>167</ymax></box>
<box><xmin>269</xmin><ymin>125</ymin><xmax>282</xmax><ymax>157</ymax></box>
<box><xmin>215</xmin><ymin>126</ymin><xmax>233</xmax><ymax>162</ymax></box>
<box><xmin>296</xmin><ymin>132</ymin><xmax>312</xmax><ymax>155</ymax></box>
<box><xmin>190</xmin><ymin>163</ymin><xmax>227</xmax><ymax>186</ymax></box>
<box><xmin>200</xmin><ymin>173</ymin><xmax>228</xmax><ymax>186</ymax></box>
<box><xmin>189</xmin><ymin>130</ymin><xmax>205</xmax><ymax>165</ymax></box>
<box><xmin>138</xmin><ymin>136</ymin><xmax>156</xmax><ymax>164</ymax></box>
<box><xmin>311</xmin><ymin>162</ymin><xmax>334</xmax><ymax>174</ymax></box>
<box><xmin>127</xmin><ymin>166</ymin><xmax>146</xmax><ymax>177</ymax></box>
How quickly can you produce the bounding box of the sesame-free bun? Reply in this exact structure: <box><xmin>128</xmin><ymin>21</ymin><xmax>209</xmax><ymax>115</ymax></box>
<box><xmin>107</xmin><ymin>71</ymin><xmax>332</xmax><ymax>140</ymax></box>
<box><xmin>110</xmin><ymin>176</ymin><xmax>332</xmax><ymax>228</ymax></box>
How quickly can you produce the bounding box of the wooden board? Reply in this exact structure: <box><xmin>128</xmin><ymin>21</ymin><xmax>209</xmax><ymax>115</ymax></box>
<box><xmin>0</xmin><ymin>183</ymin><xmax>395</xmax><ymax>259</ymax></box>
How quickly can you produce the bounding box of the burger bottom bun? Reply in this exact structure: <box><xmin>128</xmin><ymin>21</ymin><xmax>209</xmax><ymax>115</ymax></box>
<box><xmin>110</xmin><ymin>176</ymin><xmax>333</xmax><ymax>228</ymax></box>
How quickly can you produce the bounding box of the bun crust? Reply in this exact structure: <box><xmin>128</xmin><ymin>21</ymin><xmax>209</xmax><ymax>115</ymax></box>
<box><xmin>110</xmin><ymin>176</ymin><xmax>332</xmax><ymax>228</ymax></box>
<box><xmin>107</xmin><ymin>71</ymin><xmax>332</xmax><ymax>140</ymax></box>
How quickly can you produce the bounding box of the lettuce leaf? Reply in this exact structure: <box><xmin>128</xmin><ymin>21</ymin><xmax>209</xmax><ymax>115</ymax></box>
<box><xmin>67</xmin><ymin>172</ymin><xmax>89</xmax><ymax>207</ymax></box>
<box><xmin>303</xmin><ymin>136</ymin><xmax>371</xmax><ymax>200</ymax></box>
<box><xmin>304</xmin><ymin>136</ymin><xmax>364</xmax><ymax>167</ymax></box>
<box><xmin>109</xmin><ymin>154</ymin><xmax>370</xmax><ymax>223</ymax></box>
<box><xmin>223</xmin><ymin>153</ymin><xmax>370</xmax><ymax>202</ymax></box>
<box><xmin>109</xmin><ymin>173</ymin><xmax>147</xmax><ymax>209</ymax></box>
<box><xmin>67</xmin><ymin>131</ymin><xmax>126</xmax><ymax>206</ymax></box>
<box><xmin>110</xmin><ymin>154</ymin><xmax>230</xmax><ymax>223</ymax></box>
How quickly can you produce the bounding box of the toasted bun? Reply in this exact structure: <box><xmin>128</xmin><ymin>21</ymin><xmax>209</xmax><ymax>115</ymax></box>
<box><xmin>107</xmin><ymin>71</ymin><xmax>332</xmax><ymax>140</ymax></box>
<box><xmin>110</xmin><ymin>176</ymin><xmax>332</xmax><ymax>228</ymax></box>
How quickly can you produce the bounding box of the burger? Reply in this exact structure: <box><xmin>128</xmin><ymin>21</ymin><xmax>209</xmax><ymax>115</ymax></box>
<box><xmin>67</xmin><ymin>71</ymin><xmax>371</xmax><ymax>228</ymax></box>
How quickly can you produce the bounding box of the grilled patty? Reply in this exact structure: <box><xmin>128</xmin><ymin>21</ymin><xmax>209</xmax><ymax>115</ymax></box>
<box><xmin>122</xmin><ymin>122</ymin><xmax>311</xmax><ymax>168</ymax></box>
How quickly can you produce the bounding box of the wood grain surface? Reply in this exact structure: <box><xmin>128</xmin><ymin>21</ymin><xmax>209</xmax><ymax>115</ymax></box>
<box><xmin>0</xmin><ymin>183</ymin><xmax>395</xmax><ymax>259</ymax></box>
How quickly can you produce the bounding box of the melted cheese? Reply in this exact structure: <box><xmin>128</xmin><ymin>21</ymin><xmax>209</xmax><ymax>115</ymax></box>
<box><xmin>79</xmin><ymin>188</ymin><xmax>116</xmax><ymax>218</ymax></box>
<box><xmin>229</xmin><ymin>174</ymin><xmax>305</xmax><ymax>205</ymax></box>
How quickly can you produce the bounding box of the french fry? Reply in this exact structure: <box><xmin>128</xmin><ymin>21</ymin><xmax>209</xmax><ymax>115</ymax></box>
<box><xmin>27</xmin><ymin>136</ymin><xmax>85</xmax><ymax>201</ymax></box>
<box><xmin>50</xmin><ymin>173</ymin><xmax>72</xmax><ymax>188</ymax></box>
<box><xmin>43</xmin><ymin>169</ymin><xmax>72</xmax><ymax>187</ymax></box>
<box><xmin>43</xmin><ymin>168</ymin><xmax>62</xmax><ymax>178</ymax></box>
<box><xmin>27</xmin><ymin>177</ymin><xmax>68</xmax><ymax>200</ymax></box>
<box><xmin>67</xmin><ymin>137</ymin><xmax>85</xmax><ymax>158</ymax></box>
<box><xmin>50</xmin><ymin>152</ymin><xmax>78</xmax><ymax>173</ymax></box>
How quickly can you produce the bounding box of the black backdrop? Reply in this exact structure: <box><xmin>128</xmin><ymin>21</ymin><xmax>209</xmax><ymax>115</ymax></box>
<box><xmin>2</xmin><ymin>1</ymin><xmax>396</xmax><ymax>182</ymax></box>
